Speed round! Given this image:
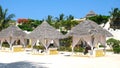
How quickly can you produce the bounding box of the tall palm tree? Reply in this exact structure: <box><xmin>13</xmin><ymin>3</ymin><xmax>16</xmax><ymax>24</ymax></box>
<box><xmin>46</xmin><ymin>15</ymin><xmax>53</xmax><ymax>25</ymax></box>
<box><xmin>54</xmin><ymin>13</ymin><xmax>65</xmax><ymax>29</ymax></box>
<box><xmin>0</xmin><ymin>5</ymin><xmax>15</xmax><ymax>31</ymax></box>
<box><xmin>65</xmin><ymin>15</ymin><xmax>79</xmax><ymax>30</ymax></box>
<box><xmin>109</xmin><ymin>8</ymin><xmax>120</xmax><ymax>29</ymax></box>
<box><xmin>67</xmin><ymin>15</ymin><xmax>74</xmax><ymax>20</ymax></box>
<box><xmin>55</xmin><ymin>13</ymin><xmax>65</xmax><ymax>22</ymax></box>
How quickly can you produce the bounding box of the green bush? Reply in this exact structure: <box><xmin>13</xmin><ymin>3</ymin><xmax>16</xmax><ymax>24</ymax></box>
<box><xmin>74</xmin><ymin>47</ymin><xmax>84</xmax><ymax>52</ymax></box>
<box><xmin>58</xmin><ymin>46</ymin><xmax>84</xmax><ymax>52</ymax></box>
<box><xmin>2</xmin><ymin>42</ymin><xmax>9</xmax><ymax>48</ymax></box>
<box><xmin>58</xmin><ymin>46</ymin><xmax>69</xmax><ymax>51</ymax></box>
<box><xmin>99</xmin><ymin>45</ymin><xmax>105</xmax><ymax>47</ymax></box>
<box><xmin>59</xmin><ymin>37</ymin><xmax>72</xmax><ymax>47</ymax></box>
<box><xmin>107</xmin><ymin>38</ymin><xmax>120</xmax><ymax>54</ymax></box>
<box><xmin>113</xmin><ymin>48</ymin><xmax>120</xmax><ymax>54</ymax></box>
<box><xmin>26</xmin><ymin>45</ymin><xmax>31</xmax><ymax>48</ymax></box>
<box><xmin>33</xmin><ymin>45</ymin><xmax>45</xmax><ymax>50</ymax></box>
<box><xmin>66</xmin><ymin>47</ymin><xmax>72</xmax><ymax>52</ymax></box>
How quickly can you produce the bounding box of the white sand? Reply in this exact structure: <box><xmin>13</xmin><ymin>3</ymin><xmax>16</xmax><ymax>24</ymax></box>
<box><xmin>0</xmin><ymin>52</ymin><xmax>120</xmax><ymax>68</ymax></box>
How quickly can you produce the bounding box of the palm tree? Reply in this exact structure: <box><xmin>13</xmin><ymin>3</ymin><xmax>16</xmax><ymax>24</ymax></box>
<box><xmin>64</xmin><ymin>15</ymin><xmax>79</xmax><ymax>30</ymax></box>
<box><xmin>55</xmin><ymin>13</ymin><xmax>65</xmax><ymax>22</ymax></box>
<box><xmin>67</xmin><ymin>15</ymin><xmax>74</xmax><ymax>20</ymax></box>
<box><xmin>109</xmin><ymin>8</ymin><xmax>120</xmax><ymax>29</ymax></box>
<box><xmin>0</xmin><ymin>5</ymin><xmax>15</xmax><ymax>31</ymax></box>
<box><xmin>46</xmin><ymin>15</ymin><xmax>52</xmax><ymax>23</ymax></box>
<box><xmin>54</xmin><ymin>13</ymin><xmax>65</xmax><ymax>29</ymax></box>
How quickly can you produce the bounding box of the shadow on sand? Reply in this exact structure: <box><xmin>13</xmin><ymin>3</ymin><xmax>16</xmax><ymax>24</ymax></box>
<box><xmin>0</xmin><ymin>61</ymin><xmax>49</xmax><ymax>68</ymax></box>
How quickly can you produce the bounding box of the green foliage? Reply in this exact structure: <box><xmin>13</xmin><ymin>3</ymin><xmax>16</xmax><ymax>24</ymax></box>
<box><xmin>88</xmin><ymin>15</ymin><xmax>110</xmax><ymax>25</ymax></box>
<box><xmin>74</xmin><ymin>46</ymin><xmax>84</xmax><ymax>52</ymax></box>
<box><xmin>18</xmin><ymin>14</ymin><xmax>79</xmax><ymax>32</ymax></box>
<box><xmin>99</xmin><ymin>45</ymin><xmax>105</xmax><ymax>47</ymax></box>
<box><xmin>58</xmin><ymin>46</ymin><xmax>70</xmax><ymax>51</ymax></box>
<box><xmin>58</xmin><ymin>46</ymin><xmax>66</xmax><ymax>51</ymax></box>
<box><xmin>60</xmin><ymin>37</ymin><xmax>72</xmax><ymax>47</ymax></box>
<box><xmin>107</xmin><ymin>38</ymin><xmax>120</xmax><ymax>54</ymax></box>
<box><xmin>109</xmin><ymin>8</ymin><xmax>120</xmax><ymax>29</ymax></box>
<box><xmin>18</xmin><ymin>19</ymin><xmax>42</xmax><ymax>31</ymax></box>
<box><xmin>2</xmin><ymin>42</ymin><xmax>9</xmax><ymax>48</ymax></box>
<box><xmin>46</xmin><ymin>15</ymin><xmax>53</xmax><ymax>25</ymax></box>
<box><xmin>45</xmin><ymin>14</ymin><xmax>79</xmax><ymax>30</ymax></box>
<box><xmin>33</xmin><ymin>45</ymin><xmax>45</xmax><ymax>50</ymax></box>
<box><xmin>113</xmin><ymin>48</ymin><xmax>120</xmax><ymax>54</ymax></box>
<box><xmin>60</xmin><ymin>31</ymin><xmax>68</xmax><ymax>35</ymax></box>
<box><xmin>0</xmin><ymin>5</ymin><xmax>15</xmax><ymax>31</ymax></box>
<box><xmin>18</xmin><ymin>24</ymin><xmax>33</xmax><ymax>31</ymax></box>
<box><xmin>58</xmin><ymin>45</ymin><xmax>84</xmax><ymax>52</ymax></box>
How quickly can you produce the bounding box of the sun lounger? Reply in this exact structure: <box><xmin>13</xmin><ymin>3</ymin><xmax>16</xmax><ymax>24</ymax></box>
<box><xmin>12</xmin><ymin>45</ymin><xmax>24</xmax><ymax>52</ymax></box>
<box><xmin>49</xmin><ymin>48</ymin><xmax>58</xmax><ymax>55</ymax></box>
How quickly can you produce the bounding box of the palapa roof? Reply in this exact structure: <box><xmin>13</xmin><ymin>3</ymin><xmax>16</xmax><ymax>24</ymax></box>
<box><xmin>68</xmin><ymin>20</ymin><xmax>113</xmax><ymax>37</ymax></box>
<box><xmin>27</xmin><ymin>21</ymin><xmax>64</xmax><ymax>39</ymax></box>
<box><xmin>85</xmin><ymin>11</ymin><xmax>97</xmax><ymax>17</ymax></box>
<box><xmin>0</xmin><ymin>25</ymin><xmax>26</xmax><ymax>39</ymax></box>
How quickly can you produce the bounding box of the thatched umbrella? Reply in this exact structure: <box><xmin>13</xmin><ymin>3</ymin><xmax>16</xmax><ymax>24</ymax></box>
<box><xmin>27</xmin><ymin>21</ymin><xmax>64</xmax><ymax>52</ymax></box>
<box><xmin>85</xmin><ymin>11</ymin><xmax>97</xmax><ymax>18</ymax></box>
<box><xmin>67</xmin><ymin>20</ymin><xmax>113</xmax><ymax>54</ymax></box>
<box><xmin>0</xmin><ymin>25</ymin><xmax>27</xmax><ymax>50</ymax></box>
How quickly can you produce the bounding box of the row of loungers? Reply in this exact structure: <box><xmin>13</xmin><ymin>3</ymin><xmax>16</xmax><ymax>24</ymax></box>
<box><xmin>0</xmin><ymin>46</ymin><xmax>105</xmax><ymax>57</ymax></box>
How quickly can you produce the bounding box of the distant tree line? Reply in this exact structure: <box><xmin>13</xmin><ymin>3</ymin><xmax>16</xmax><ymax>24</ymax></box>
<box><xmin>87</xmin><ymin>15</ymin><xmax>110</xmax><ymax>25</ymax></box>
<box><xmin>17</xmin><ymin>14</ymin><xmax>79</xmax><ymax>33</ymax></box>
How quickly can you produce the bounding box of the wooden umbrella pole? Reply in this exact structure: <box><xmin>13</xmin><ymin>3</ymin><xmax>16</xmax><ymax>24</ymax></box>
<box><xmin>0</xmin><ymin>43</ymin><xmax>2</xmax><ymax>50</ymax></box>
<box><xmin>10</xmin><ymin>43</ymin><xmax>12</xmax><ymax>51</ymax></box>
<box><xmin>72</xmin><ymin>46</ymin><xmax>74</xmax><ymax>55</ymax></box>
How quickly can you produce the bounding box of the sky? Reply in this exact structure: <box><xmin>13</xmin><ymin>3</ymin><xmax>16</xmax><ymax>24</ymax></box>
<box><xmin>0</xmin><ymin>0</ymin><xmax>120</xmax><ymax>20</ymax></box>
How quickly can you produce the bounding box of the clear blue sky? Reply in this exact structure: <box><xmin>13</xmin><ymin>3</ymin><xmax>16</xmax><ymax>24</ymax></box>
<box><xmin>0</xmin><ymin>0</ymin><xmax>120</xmax><ymax>20</ymax></box>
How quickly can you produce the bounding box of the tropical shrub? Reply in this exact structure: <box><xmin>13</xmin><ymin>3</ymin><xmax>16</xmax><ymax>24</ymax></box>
<box><xmin>87</xmin><ymin>15</ymin><xmax>110</xmax><ymax>25</ymax></box>
<box><xmin>2</xmin><ymin>42</ymin><xmax>9</xmax><ymax>48</ymax></box>
<box><xmin>107</xmin><ymin>38</ymin><xmax>120</xmax><ymax>54</ymax></box>
<box><xmin>74</xmin><ymin>46</ymin><xmax>84</xmax><ymax>52</ymax></box>
<box><xmin>33</xmin><ymin>45</ymin><xmax>45</xmax><ymax>50</ymax></box>
<box><xmin>58</xmin><ymin>46</ymin><xmax>66</xmax><ymax>51</ymax></box>
<box><xmin>58</xmin><ymin>45</ymin><xmax>84</xmax><ymax>52</ymax></box>
<box><xmin>58</xmin><ymin>46</ymin><xmax>71</xmax><ymax>51</ymax></box>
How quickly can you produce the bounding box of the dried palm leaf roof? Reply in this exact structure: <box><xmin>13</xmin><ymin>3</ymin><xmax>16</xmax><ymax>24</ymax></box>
<box><xmin>86</xmin><ymin>11</ymin><xmax>97</xmax><ymax>17</ymax></box>
<box><xmin>68</xmin><ymin>20</ymin><xmax>113</xmax><ymax>37</ymax></box>
<box><xmin>27</xmin><ymin>21</ymin><xmax>64</xmax><ymax>39</ymax></box>
<box><xmin>0</xmin><ymin>25</ymin><xmax>26</xmax><ymax>39</ymax></box>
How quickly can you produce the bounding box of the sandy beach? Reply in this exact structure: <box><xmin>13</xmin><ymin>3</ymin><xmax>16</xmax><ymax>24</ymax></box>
<box><xmin>0</xmin><ymin>52</ymin><xmax>120</xmax><ymax>68</ymax></box>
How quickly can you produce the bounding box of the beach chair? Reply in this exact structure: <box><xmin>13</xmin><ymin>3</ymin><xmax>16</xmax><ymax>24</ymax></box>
<box><xmin>49</xmin><ymin>48</ymin><xmax>58</xmax><ymax>55</ymax></box>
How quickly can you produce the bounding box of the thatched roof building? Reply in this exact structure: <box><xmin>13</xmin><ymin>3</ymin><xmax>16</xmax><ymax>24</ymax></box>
<box><xmin>0</xmin><ymin>25</ymin><xmax>26</xmax><ymax>38</ymax></box>
<box><xmin>68</xmin><ymin>20</ymin><xmax>113</xmax><ymax>37</ymax></box>
<box><xmin>85</xmin><ymin>11</ymin><xmax>97</xmax><ymax>18</ymax></box>
<box><xmin>0</xmin><ymin>25</ymin><xmax>27</xmax><ymax>50</ymax></box>
<box><xmin>27</xmin><ymin>21</ymin><xmax>64</xmax><ymax>51</ymax></box>
<box><xmin>27</xmin><ymin>21</ymin><xmax>64</xmax><ymax>39</ymax></box>
<box><xmin>67</xmin><ymin>20</ymin><xmax>113</xmax><ymax>54</ymax></box>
